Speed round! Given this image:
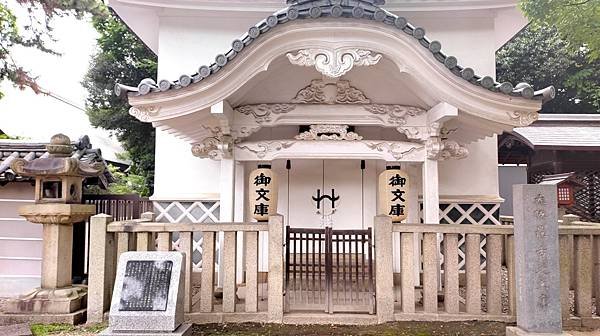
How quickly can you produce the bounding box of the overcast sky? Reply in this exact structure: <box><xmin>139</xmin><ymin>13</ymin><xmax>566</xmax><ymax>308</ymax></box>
<box><xmin>0</xmin><ymin>1</ymin><xmax>124</xmax><ymax>161</ymax></box>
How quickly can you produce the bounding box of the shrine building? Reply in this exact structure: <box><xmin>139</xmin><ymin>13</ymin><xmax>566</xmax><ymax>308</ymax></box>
<box><xmin>112</xmin><ymin>0</ymin><xmax>554</xmax><ymax>276</ymax></box>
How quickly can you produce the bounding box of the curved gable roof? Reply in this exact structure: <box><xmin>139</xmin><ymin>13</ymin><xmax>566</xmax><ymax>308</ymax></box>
<box><xmin>115</xmin><ymin>0</ymin><xmax>555</xmax><ymax>102</ymax></box>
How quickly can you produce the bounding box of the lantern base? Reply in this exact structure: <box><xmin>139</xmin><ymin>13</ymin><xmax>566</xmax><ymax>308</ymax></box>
<box><xmin>17</xmin><ymin>204</ymin><xmax>96</xmax><ymax>225</ymax></box>
<box><xmin>4</xmin><ymin>285</ymin><xmax>87</xmax><ymax>314</ymax></box>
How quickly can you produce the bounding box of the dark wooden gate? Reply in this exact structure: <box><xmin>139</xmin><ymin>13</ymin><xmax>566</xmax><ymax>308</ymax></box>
<box><xmin>78</xmin><ymin>194</ymin><xmax>152</xmax><ymax>280</ymax></box>
<box><xmin>285</xmin><ymin>226</ymin><xmax>375</xmax><ymax>314</ymax></box>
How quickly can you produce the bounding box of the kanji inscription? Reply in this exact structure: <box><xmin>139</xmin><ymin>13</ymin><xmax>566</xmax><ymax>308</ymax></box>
<box><xmin>118</xmin><ymin>260</ymin><xmax>173</xmax><ymax>311</ymax></box>
<box><xmin>378</xmin><ymin>167</ymin><xmax>410</xmax><ymax>222</ymax></box>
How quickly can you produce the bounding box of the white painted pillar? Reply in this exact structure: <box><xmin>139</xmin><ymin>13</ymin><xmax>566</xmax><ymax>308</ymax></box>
<box><xmin>219</xmin><ymin>158</ymin><xmax>236</xmax><ymax>288</ymax></box>
<box><xmin>407</xmin><ymin>163</ymin><xmax>421</xmax><ymax>285</ymax></box>
<box><xmin>422</xmin><ymin>158</ymin><xmax>441</xmax><ymax>290</ymax></box>
<box><xmin>234</xmin><ymin>161</ymin><xmax>245</xmax><ymax>284</ymax></box>
<box><xmin>422</xmin><ymin>158</ymin><xmax>440</xmax><ymax>224</ymax></box>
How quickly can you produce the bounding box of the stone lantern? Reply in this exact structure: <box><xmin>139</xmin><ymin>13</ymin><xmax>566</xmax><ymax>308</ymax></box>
<box><xmin>539</xmin><ymin>172</ymin><xmax>585</xmax><ymax>216</ymax></box>
<box><xmin>5</xmin><ymin>134</ymin><xmax>103</xmax><ymax>320</ymax></box>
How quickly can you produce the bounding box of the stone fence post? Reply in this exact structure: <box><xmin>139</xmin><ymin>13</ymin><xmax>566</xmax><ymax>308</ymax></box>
<box><xmin>268</xmin><ymin>215</ymin><xmax>284</xmax><ymax>323</ymax></box>
<box><xmin>87</xmin><ymin>214</ymin><xmax>116</xmax><ymax>324</ymax></box>
<box><xmin>507</xmin><ymin>184</ymin><xmax>566</xmax><ymax>336</ymax></box>
<box><xmin>141</xmin><ymin>211</ymin><xmax>156</xmax><ymax>221</ymax></box>
<box><xmin>562</xmin><ymin>214</ymin><xmax>580</xmax><ymax>291</ymax></box>
<box><xmin>374</xmin><ymin>215</ymin><xmax>394</xmax><ymax>323</ymax></box>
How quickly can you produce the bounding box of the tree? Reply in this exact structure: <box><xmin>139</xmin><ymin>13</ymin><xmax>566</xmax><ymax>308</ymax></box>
<box><xmin>520</xmin><ymin>0</ymin><xmax>600</xmax><ymax>60</ymax></box>
<box><xmin>85</xmin><ymin>164</ymin><xmax>150</xmax><ymax>196</ymax></box>
<box><xmin>497</xmin><ymin>26</ymin><xmax>599</xmax><ymax>113</ymax></box>
<box><xmin>0</xmin><ymin>0</ymin><xmax>104</xmax><ymax>98</ymax></box>
<box><xmin>83</xmin><ymin>13</ymin><xmax>157</xmax><ymax>192</ymax></box>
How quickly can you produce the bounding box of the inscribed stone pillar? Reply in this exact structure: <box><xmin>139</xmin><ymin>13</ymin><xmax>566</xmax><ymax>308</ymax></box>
<box><xmin>374</xmin><ymin>215</ymin><xmax>394</xmax><ymax>323</ymax></box>
<box><xmin>507</xmin><ymin>184</ymin><xmax>565</xmax><ymax>336</ymax></box>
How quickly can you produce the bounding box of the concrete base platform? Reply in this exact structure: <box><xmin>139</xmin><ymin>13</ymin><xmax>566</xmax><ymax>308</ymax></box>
<box><xmin>3</xmin><ymin>286</ymin><xmax>87</xmax><ymax>314</ymax></box>
<box><xmin>283</xmin><ymin>312</ymin><xmax>378</xmax><ymax>325</ymax></box>
<box><xmin>506</xmin><ymin>326</ymin><xmax>571</xmax><ymax>336</ymax></box>
<box><xmin>99</xmin><ymin>323</ymin><xmax>192</xmax><ymax>336</ymax></box>
<box><xmin>0</xmin><ymin>308</ymin><xmax>86</xmax><ymax>325</ymax></box>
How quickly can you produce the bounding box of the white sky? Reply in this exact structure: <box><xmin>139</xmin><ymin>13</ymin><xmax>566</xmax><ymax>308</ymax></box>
<box><xmin>0</xmin><ymin>1</ymin><xmax>124</xmax><ymax>162</ymax></box>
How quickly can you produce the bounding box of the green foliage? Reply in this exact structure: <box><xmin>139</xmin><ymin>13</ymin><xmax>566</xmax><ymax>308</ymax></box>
<box><xmin>82</xmin><ymin>323</ymin><xmax>107</xmax><ymax>333</ymax></box>
<box><xmin>83</xmin><ymin>13</ymin><xmax>157</xmax><ymax>192</ymax></box>
<box><xmin>85</xmin><ymin>165</ymin><xmax>150</xmax><ymax>196</ymax></box>
<box><xmin>520</xmin><ymin>0</ymin><xmax>600</xmax><ymax>60</ymax></box>
<box><xmin>29</xmin><ymin>322</ymin><xmax>106</xmax><ymax>335</ymax></box>
<box><xmin>497</xmin><ymin>26</ymin><xmax>600</xmax><ymax>113</ymax></box>
<box><xmin>30</xmin><ymin>323</ymin><xmax>74</xmax><ymax>336</ymax></box>
<box><xmin>0</xmin><ymin>0</ymin><xmax>106</xmax><ymax>98</ymax></box>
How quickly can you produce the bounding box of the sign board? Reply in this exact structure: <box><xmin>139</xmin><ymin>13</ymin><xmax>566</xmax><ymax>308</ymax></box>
<box><xmin>248</xmin><ymin>164</ymin><xmax>278</xmax><ymax>221</ymax></box>
<box><xmin>105</xmin><ymin>252</ymin><xmax>186</xmax><ymax>334</ymax></box>
<box><xmin>119</xmin><ymin>260</ymin><xmax>173</xmax><ymax>311</ymax></box>
<box><xmin>378</xmin><ymin>167</ymin><xmax>410</xmax><ymax>223</ymax></box>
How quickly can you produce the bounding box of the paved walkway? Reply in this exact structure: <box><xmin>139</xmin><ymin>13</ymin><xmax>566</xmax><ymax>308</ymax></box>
<box><xmin>0</xmin><ymin>323</ymin><xmax>31</xmax><ymax>336</ymax></box>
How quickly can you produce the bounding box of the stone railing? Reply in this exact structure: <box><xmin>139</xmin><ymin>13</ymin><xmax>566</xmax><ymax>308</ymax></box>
<box><xmin>374</xmin><ymin>216</ymin><xmax>516</xmax><ymax>323</ymax></box>
<box><xmin>87</xmin><ymin>213</ymin><xmax>284</xmax><ymax>324</ymax></box>
<box><xmin>557</xmin><ymin>214</ymin><xmax>600</xmax><ymax>328</ymax></box>
<box><xmin>488</xmin><ymin>214</ymin><xmax>600</xmax><ymax>328</ymax></box>
<box><xmin>86</xmin><ymin>211</ymin><xmax>600</xmax><ymax>328</ymax></box>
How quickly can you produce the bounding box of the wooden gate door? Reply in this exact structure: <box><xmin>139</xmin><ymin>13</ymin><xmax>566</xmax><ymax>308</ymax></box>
<box><xmin>285</xmin><ymin>226</ymin><xmax>375</xmax><ymax>314</ymax></box>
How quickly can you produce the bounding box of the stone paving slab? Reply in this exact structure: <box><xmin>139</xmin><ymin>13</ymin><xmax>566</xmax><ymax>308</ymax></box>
<box><xmin>0</xmin><ymin>323</ymin><xmax>32</xmax><ymax>336</ymax></box>
<box><xmin>100</xmin><ymin>323</ymin><xmax>191</xmax><ymax>336</ymax></box>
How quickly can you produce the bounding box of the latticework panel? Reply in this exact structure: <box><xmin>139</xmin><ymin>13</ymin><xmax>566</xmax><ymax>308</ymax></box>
<box><xmin>418</xmin><ymin>202</ymin><xmax>501</xmax><ymax>271</ymax></box>
<box><xmin>153</xmin><ymin>201</ymin><xmax>221</xmax><ymax>271</ymax></box>
<box><xmin>572</xmin><ymin>170</ymin><xmax>600</xmax><ymax>221</ymax></box>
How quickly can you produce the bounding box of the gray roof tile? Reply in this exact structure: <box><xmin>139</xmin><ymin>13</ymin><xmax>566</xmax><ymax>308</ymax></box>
<box><xmin>115</xmin><ymin>0</ymin><xmax>555</xmax><ymax>102</ymax></box>
<box><xmin>0</xmin><ymin>135</ymin><xmax>114</xmax><ymax>187</ymax></box>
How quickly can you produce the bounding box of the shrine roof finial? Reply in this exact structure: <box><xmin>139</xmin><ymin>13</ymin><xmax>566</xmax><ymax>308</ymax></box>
<box><xmin>115</xmin><ymin>0</ymin><xmax>554</xmax><ymax>102</ymax></box>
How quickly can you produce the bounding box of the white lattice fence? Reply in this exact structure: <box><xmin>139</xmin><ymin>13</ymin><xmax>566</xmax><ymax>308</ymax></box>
<box><xmin>153</xmin><ymin>201</ymin><xmax>220</xmax><ymax>271</ymax></box>
<box><xmin>419</xmin><ymin>201</ymin><xmax>501</xmax><ymax>270</ymax></box>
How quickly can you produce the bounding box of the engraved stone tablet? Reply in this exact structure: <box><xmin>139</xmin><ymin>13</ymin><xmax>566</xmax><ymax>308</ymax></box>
<box><xmin>119</xmin><ymin>260</ymin><xmax>173</xmax><ymax>311</ymax></box>
<box><xmin>509</xmin><ymin>184</ymin><xmax>563</xmax><ymax>335</ymax></box>
<box><xmin>103</xmin><ymin>252</ymin><xmax>188</xmax><ymax>335</ymax></box>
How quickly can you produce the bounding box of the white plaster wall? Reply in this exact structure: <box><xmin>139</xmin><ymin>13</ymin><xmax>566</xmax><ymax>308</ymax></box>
<box><xmin>153</xmin><ymin>129</ymin><xmax>221</xmax><ymax>200</ymax></box>
<box><xmin>157</xmin><ymin>14</ymin><xmax>266</xmax><ymax>80</ymax></box>
<box><xmin>439</xmin><ymin>136</ymin><xmax>500</xmax><ymax>197</ymax></box>
<box><xmin>498</xmin><ymin>165</ymin><xmax>528</xmax><ymax>216</ymax></box>
<box><xmin>152</xmin><ymin>14</ymin><xmax>264</xmax><ymax>199</ymax></box>
<box><xmin>157</xmin><ymin>13</ymin><xmax>497</xmax><ymax>79</ymax></box>
<box><xmin>0</xmin><ymin>183</ymin><xmax>42</xmax><ymax>297</ymax></box>
<box><xmin>407</xmin><ymin>16</ymin><xmax>496</xmax><ymax>76</ymax></box>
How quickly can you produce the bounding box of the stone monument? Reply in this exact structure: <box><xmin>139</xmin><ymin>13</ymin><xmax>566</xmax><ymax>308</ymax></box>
<box><xmin>506</xmin><ymin>184</ymin><xmax>567</xmax><ymax>336</ymax></box>
<box><xmin>100</xmin><ymin>251</ymin><xmax>191</xmax><ymax>336</ymax></box>
<box><xmin>4</xmin><ymin>134</ymin><xmax>103</xmax><ymax>323</ymax></box>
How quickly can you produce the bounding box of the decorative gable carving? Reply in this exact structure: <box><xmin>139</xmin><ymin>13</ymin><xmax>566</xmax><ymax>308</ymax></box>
<box><xmin>292</xmin><ymin>79</ymin><xmax>370</xmax><ymax>104</ymax></box>
<box><xmin>426</xmin><ymin>138</ymin><xmax>469</xmax><ymax>160</ymax></box>
<box><xmin>295</xmin><ymin>125</ymin><xmax>363</xmax><ymax>141</ymax></box>
<box><xmin>286</xmin><ymin>48</ymin><xmax>382</xmax><ymax>78</ymax></box>
<box><xmin>191</xmin><ymin>135</ymin><xmax>233</xmax><ymax>160</ymax></box>
<box><xmin>363</xmin><ymin>104</ymin><xmax>426</xmax><ymax>126</ymax></box>
<box><xmin>235</xmin><ymin>104</ymin><xmax>295</xmax><ymax>123</ymax></box>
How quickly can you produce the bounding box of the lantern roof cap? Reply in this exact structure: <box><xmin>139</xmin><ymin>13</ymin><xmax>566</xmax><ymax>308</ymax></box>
<box><xmin>539</xmin><ymin>172</ymin><xmax>585</xmax><ymax>188</ymax></box>
<box><xmin>47</xmin><ymin>133</ymin><xmax>73</xmax><ymax>157</ymax></box>
<box><xmin>9</xmin><ymin>134</ymin><xmax>105</xmax><ymax>179</ymax></box>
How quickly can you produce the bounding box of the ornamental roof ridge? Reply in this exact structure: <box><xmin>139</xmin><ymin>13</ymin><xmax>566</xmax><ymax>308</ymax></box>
<box><xmin>114</xmin><ymin>0</ymin><xmax>554</xmax><ymax>102</ymax></box>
